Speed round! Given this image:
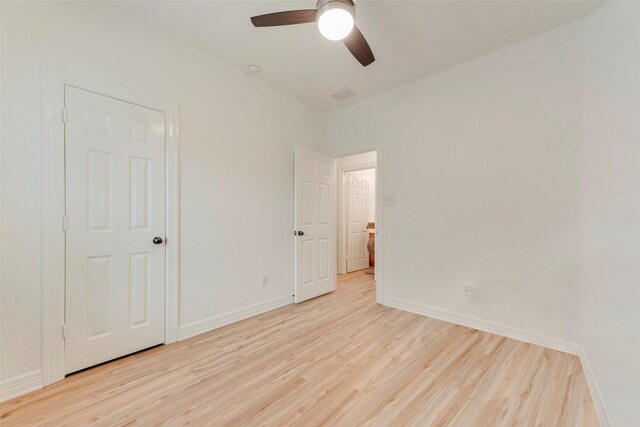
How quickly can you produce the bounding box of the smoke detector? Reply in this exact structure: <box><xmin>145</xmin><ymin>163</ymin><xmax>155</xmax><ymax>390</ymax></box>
<box><xmin>245</xmin><ymin>65</ymin><xmax>261</xmax><ymax>76</ymax></box>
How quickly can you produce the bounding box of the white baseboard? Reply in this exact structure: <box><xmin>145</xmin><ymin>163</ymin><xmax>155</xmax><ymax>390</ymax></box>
<box><xmin>0</xmin><ymin>370</ymin><xmax>43</xmax><ymax>402</ymax></box>
<box><xmin>178</xmin><ymin>295</ymin><xmax>294</xmax><ymax>341</ymax></box>
<box><xmin>383</xmin><ymin>296</ymin><xmax>581</xmax><ymax>355</ymax></box>
<box><xmin>578</xmin><ymin>346</ymin><xmax>611</xmax><ymax>427</ymax></box>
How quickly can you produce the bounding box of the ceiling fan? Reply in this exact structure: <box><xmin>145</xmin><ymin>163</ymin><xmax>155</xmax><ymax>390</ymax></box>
<box><xmin>250</xmin><ymin>0</ymin><xmax>375</xmax><ymax>67</ymax></box>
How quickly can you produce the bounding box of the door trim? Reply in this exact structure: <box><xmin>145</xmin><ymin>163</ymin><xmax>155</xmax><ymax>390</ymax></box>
<box><xmin>40</xmin><ymin>65</ymin><xmax>180</xmax><ymax>386</ymax></box>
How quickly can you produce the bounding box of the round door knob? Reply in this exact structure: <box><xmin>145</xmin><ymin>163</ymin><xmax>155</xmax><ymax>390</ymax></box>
<box><xmin>297</xmin><ymin>231</ymin><xmax>305</xmax><ymax>236</ymax></box>
<box><xmin>153</xmin><ymin>237</ymin><xmax>164</xmax><ymax>245</ymax></box>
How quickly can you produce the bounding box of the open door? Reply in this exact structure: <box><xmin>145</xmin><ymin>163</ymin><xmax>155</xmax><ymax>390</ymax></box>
<box><xmin>294</xmin><ymin>148</ymin><xmax>336</xmax><ymax>303</ymax></box>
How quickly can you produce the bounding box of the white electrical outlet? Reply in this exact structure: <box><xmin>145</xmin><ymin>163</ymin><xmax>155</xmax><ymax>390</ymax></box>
<box><xmin>262</xmin><ymin>276</ymin><xmax>269</xmax><ymax>287</ymax></box>
<box><xmin>384</xmin><ymin>194</ymin><xmax>397</xmax><ymax>206</ymax></box>
<box><xmin>462</xmin><ymin>285</ymin><xmax>472</xmax><ymax>297</ymax></box>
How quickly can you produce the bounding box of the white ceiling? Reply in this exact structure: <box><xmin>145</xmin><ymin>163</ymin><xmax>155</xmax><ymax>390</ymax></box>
<box><xmin>116</xmin><ymin>0</ymin><xmax>602</xmax><ymax>111</ymax></box>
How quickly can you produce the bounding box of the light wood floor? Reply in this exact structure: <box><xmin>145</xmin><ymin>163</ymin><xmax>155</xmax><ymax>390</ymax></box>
<box><xmin>1</xmin><ymin>271</ymin><xmax>598</xmax><ymax>426</ymax></box>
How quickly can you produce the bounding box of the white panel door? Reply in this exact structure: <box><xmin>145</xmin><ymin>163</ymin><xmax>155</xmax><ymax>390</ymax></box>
<box><xmin>294</xmin><ymin>148</ymin><xmax>336</xmax><ymax>303</ymax></box>
<box><xmin>347</xmin><ymin>171</ymin><xmax>371</xmax><ymax>272</ymax></box>
<box><xmin>65</xmin><ymin>86</ymin><xmax>166</xmax><ymax>374</ymax></box>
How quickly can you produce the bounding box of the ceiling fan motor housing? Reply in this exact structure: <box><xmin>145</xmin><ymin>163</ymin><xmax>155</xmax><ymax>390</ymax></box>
<box><xmin>316</xmin><ymin>0</ymin><xmax>356</xmax><ymax>22</ymax></box>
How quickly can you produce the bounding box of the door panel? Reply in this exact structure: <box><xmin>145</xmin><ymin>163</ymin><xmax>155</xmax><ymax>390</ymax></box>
<box><xmin>294</xmin><ymin>148</ymin><xmax>336</xmax><ymax>303</ymax></box>
<box><xmin>129</xmin><ymin>252</ymin><xmax>150</xmax><ymax>327</ymax></box>
<box><xmin>347</xmin><ymin>171</ymin><xmax>372</xmax><ymax>272</ymax></box>
<box><xmin>87</xmin><ymin>256</ymin><xmax>112</xmax><ymax>337</ymax></box>
<box><xmin>65</xmin><ymin>86</ymin><xmax>166</xmax><ymax>374</ymax></box>
<box><xmin>130</xmin><ymin>157</ymin><xmax>150</xmax><ymax>230</ymax></box>
<box><xmin>87</xmin><ymin>151</ymin><xmax>112</xmax><ymax>231</ymax></box>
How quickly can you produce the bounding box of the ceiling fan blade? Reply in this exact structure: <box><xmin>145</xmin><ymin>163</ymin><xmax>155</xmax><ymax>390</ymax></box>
<box><xmin>251</xmin><ymin>10</ymin><xmax>316</xmax><ymax>27</ymax></box>
<box><xmin>343</xmin><ymin>26</ymin><xmax>375</xmax><ymax>67</ymax></box>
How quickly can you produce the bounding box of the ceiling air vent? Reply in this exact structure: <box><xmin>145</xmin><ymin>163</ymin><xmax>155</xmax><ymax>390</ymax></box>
<box><xmin>331</xmin><ymin>87</ymin><xmax>357</xmax><ymax>101</ymax></box>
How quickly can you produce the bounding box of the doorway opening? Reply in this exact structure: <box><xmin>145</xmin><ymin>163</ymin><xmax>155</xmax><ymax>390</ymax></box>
<box><xmin>336</xmin><ymin>151</ymin><xmax>377</xmax><ymax>280</ymax></box>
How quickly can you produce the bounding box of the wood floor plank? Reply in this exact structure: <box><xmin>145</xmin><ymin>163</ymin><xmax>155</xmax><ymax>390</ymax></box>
<box><xmin>0</xmin><ymin>271</ymin><xmax>599</xmax><ymax>426</ymax></box>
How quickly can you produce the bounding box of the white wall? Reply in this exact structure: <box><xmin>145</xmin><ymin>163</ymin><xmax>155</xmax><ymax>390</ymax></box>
<box><xmin>0</xmin><ymin>1</ymin><xmax>325</xmax><ymax>385</ymax></box>
<box><xmin>329</xmin><ymin>22</ymin><xmax>583</xmax><ymax>345</ymax></box>
<box><xmin>328</xmin><ymin>3</ymin><xmax>640</xmax><ymax>424</ymax></box>
<box><xmin>579</xmin><ymin>3</ymin><xmax>640</xmax><ymax>426</ymax></box>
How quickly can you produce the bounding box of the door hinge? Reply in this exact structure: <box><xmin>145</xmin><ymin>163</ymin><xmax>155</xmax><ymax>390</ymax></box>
<box><xmin>62</xmin><ymin>216</ymin><xmax>69</xmax><ymax>231</ymax></box>
<box><xmin>62</xmin><ymin>108</ymin><xmax>68</xmax><ymax>123</ymax></box>
<box><xmin>62</xmin><ymin>323</ymin><xmax>68</xmax><ymax>339</ymax></box>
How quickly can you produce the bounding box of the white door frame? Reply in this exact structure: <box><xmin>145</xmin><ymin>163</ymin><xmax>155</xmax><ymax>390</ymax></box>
<box><xmin>335</xmin><ymin>148</ymin><xmax>384</xmax><ymax>305</ymax></box>
<box><xmin>337</xmin><ymin>161</ymin><xmax>376</xmax><ymax>275</ymax></box>
<box><xmin>40</xmin><ymin>65</ymin><xmax>180</xmax><ymax>386</ymax></box>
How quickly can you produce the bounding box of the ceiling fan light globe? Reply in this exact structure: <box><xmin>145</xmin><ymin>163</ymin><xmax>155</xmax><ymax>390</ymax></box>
<box><xmin>317</xmin><ymin>2</ymin><xmax>355</xmax><ymax>41</ymax></box>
